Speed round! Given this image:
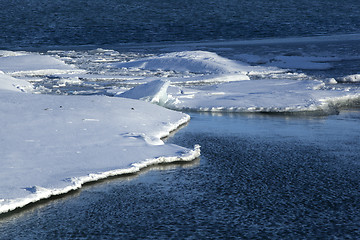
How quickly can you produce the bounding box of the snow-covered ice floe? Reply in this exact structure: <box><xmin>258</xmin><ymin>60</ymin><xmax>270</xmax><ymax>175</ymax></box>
<box><xmin>111</xmin><ymin>51</ymin><xmax>360</xmax><ymax>114</ymax></box>
<box><xmin>0</xmin><ymin>68</ymin><xmax>200</xmax><ymax>214</ymax></box>
<box><xmin>167</xmin><ymin>80</ymin><xmax>360</xmax><ymax>114</ymax></box>
<box><xmin>118</xmin><ymin>78</ymin><xmax>360</xmax><ymax>114</ymax></box>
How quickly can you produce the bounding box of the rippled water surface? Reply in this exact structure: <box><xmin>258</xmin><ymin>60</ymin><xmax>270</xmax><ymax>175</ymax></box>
<box><xmin>1</xmin><ymin>0</ymin><xmax>360</xmax><ymax>48</ymax></box>
<box><xmin>1</xmin><ymin>111</ymin><xmax>359</xmax><ymax>239</ymax></box>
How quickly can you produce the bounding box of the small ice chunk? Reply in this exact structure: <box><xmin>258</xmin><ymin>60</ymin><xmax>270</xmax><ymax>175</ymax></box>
<box><xmin>118</xmin><ymin>79</ymin><xmax>170</xmax><ymax>105</ymax></box>
<box><xmin>324</xmin><ymin>78</ymin><xmax>338</xmax><ymax>84</ymax></box>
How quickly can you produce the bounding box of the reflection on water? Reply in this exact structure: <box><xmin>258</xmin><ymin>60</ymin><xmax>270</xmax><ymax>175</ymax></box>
<box><xmin>0</xmin><ymin>111</ymin><xmax>360</xmax><ymax>239</ymax></box>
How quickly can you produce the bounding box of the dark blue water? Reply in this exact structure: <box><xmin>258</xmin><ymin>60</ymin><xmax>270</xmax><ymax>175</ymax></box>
<box><xmin>0</xmin><ymin>112</ymin><xmax>360</xmax><ymax>239</ymax></box>
<box><xmin>1</xmin><ymin>0</ymin><xmax>360</xmax><ymax>48</ymax></box>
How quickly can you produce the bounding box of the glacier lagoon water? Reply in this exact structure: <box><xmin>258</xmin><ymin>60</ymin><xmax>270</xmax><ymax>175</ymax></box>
<box><xmin>0</xmin><ymin>111</ymin><xmax>360</xmax><ymax>239</ymax></box>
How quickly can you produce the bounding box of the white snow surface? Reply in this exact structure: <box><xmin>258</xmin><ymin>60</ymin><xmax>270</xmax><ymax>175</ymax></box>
<box><xmin>0</xmin><ymin>74</ymin><xmax>200</xmax><ymax>214</ymax></box>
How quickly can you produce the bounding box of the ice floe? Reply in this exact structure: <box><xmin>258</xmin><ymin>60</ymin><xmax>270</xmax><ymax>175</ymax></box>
<box><xmin>120</xmin><ymin>78</ymin><xmax>359</xmax><ymax>114</ymax></box>
<box><xmin>0</xmin><ymin>63</ymin><xmax>199</xmax><ymax>214</ymax></box>
<box><xmin>168</xmin><ymin>80</ymin><xmax>359</xmax><ymax>113</ymax></box>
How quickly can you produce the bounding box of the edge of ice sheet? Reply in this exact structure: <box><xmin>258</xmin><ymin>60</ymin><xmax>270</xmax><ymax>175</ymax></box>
<box><xmin>0</xmin><ymin>145</ymin><xmax>200</xmax><ymax>215</ymax></box>
<box><xmin>0</xmin><ymin>86</ymin><xmax>200</xmax><ymax>215</ymax></box>
<box><xmin>69</xmin><ymin>143</ymin><xmax>201</xmax><ymax>191</ymax></box>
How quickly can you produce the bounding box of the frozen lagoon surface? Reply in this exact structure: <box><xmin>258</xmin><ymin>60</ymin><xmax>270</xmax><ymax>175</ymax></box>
<box><xmin>0</xmin><ymin>36</ymin><xmax>360</xmax><ymax>238</ymax></box>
